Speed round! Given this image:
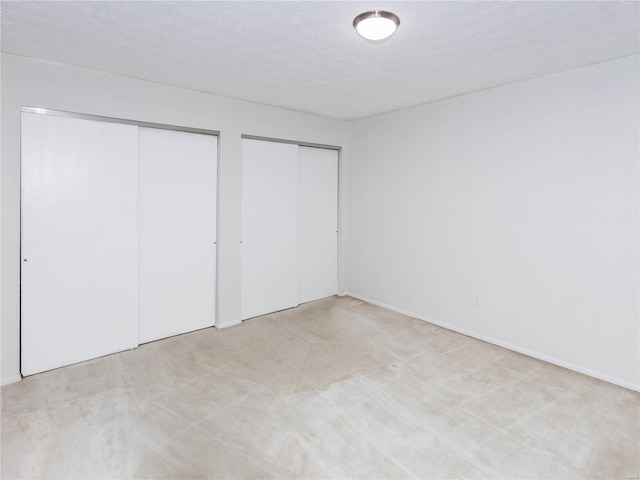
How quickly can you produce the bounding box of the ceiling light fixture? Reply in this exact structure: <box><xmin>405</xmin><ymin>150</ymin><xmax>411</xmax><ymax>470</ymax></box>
<box><xmin>353</xmin><ymin>10</ymin><xmax>400</xmax><ymax>41</ymax></box>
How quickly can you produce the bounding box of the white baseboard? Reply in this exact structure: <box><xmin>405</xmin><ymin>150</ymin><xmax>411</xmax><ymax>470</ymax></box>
<box><xmin>345</xmin><ymin>291</ymin><xmax>640</xmax><ymax>392</ymax></box>
<box><xmin>216</xmin><ymin>319</ymin><xmax>242</xmax><ymax>329</ymax></box>
<box><xmin>1</xmin><ymin>375</ymin><xmax>22</xmax><ymax>386</ymax></box>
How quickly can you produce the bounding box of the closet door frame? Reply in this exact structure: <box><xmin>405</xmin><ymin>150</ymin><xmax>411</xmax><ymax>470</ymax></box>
<box><xmin>240</xmin><ymin>134</ymin><xmax>341</xmax><ymax>318</ymax></box>
<box><xmin>19</xmin><ymin>106</ymin><xmax>219</xmax><ymax>376</ymax></box>
<box><xmin>21</xmin><ymin>107</ymin><xmax>218</xmax><ymax>136</ymax></box>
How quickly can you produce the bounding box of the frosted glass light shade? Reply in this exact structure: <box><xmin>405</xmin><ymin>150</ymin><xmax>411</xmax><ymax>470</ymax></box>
<box><xmin>353</xmin><ymin>10</ymin><xmax>400</xmax><ymax>41</ymax></box>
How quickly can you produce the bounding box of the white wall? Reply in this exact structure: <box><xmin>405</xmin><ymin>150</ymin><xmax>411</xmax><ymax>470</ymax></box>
<box><xmin>347</xmin><ymin>55</ymin><xmax>639</xmax><ymax>390</ymax></box>
<box><xmin>1</xmin><ymin>53</ymin><xmax>349</xmax><ymax>385</ymax></box>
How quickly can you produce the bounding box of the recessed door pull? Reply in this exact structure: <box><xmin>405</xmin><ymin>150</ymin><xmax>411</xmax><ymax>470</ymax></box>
<box><xmin>23</xmin><ymin>258</ymin><xmax>28</xmax><ymax>262</ymax></box>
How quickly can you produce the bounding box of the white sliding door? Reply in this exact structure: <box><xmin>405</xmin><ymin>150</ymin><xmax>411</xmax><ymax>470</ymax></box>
<box><xmin>241</xmin><ymin>139</ymin><xmax>299</xmax><ymax>320</ymax></box>
<box><xmin>298</xmin><ymin>146</ymin><xmax>338</xmax><ymax>303</ymax></box>
<box><xmin>21</xmin><ymin>113</ymin><xmax>139</xmax><ymax>376</ymax></box>
<box><xmin>139</xmin><ymin>128</ymin><xmax>217</xmax><ymax>343</ymax></box>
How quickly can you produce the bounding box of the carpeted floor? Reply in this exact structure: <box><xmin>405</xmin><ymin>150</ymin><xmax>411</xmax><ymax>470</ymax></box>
<box><xmin>2</xmin><ymin>295</ymin><xmax>638</xmax><ymax>479</ymax></box>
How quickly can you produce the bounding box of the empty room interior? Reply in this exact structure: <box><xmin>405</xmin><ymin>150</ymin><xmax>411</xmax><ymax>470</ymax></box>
<box><xmin>1</xmin><ymin>1</ymin><xmax>639</xmax><ymax>479</ymax></box>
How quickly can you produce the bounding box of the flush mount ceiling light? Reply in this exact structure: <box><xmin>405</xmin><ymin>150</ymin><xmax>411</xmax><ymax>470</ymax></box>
<box><xmin>353</xmin><ymin>10</ymin><xmax>400</xmax><ymax>41</ymax></box>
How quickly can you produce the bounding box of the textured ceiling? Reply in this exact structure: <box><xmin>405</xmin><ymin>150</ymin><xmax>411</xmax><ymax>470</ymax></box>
<box><xmin>1</xmin><ymin>1</ymin><xmax>638</xmax><ymax>120</ymax></box>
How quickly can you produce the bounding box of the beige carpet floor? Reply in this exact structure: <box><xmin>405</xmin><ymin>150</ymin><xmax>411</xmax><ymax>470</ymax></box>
<box><xmin>1</xmin><ymin>295</ymin><xmax>638</xmax><ymax>479</ymax></box>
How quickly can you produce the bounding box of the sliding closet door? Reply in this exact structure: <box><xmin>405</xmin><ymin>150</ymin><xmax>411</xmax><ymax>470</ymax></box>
<box><xmin>139</xmin><ymin>128</ymin><xmax>217</xmax><ymax>343</ymax></box>
<box><xmin>298</xmin><ymin>146</ymin><xmax>339</xmax><ymax>303</ymax></box>
<box><xmin>241</xmin><ymin>139</ymin><xmax>299</xmax><ymax>320</ymax></box>
<box><xmin>21</xmin><ymin>113</ymin><xmax>139</xmax><ymax>376</ymax></box>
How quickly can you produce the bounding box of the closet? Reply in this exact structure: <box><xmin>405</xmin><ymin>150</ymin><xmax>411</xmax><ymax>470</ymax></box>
<box><xmin>20</xmin><ymin>111</ymin><xmax>217</xmax><ymax>376</ymax></box>
<box><xmin>241</xmin><ymin>138</ymin><xmax>338</xmax><ymax>320</ymax></box>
